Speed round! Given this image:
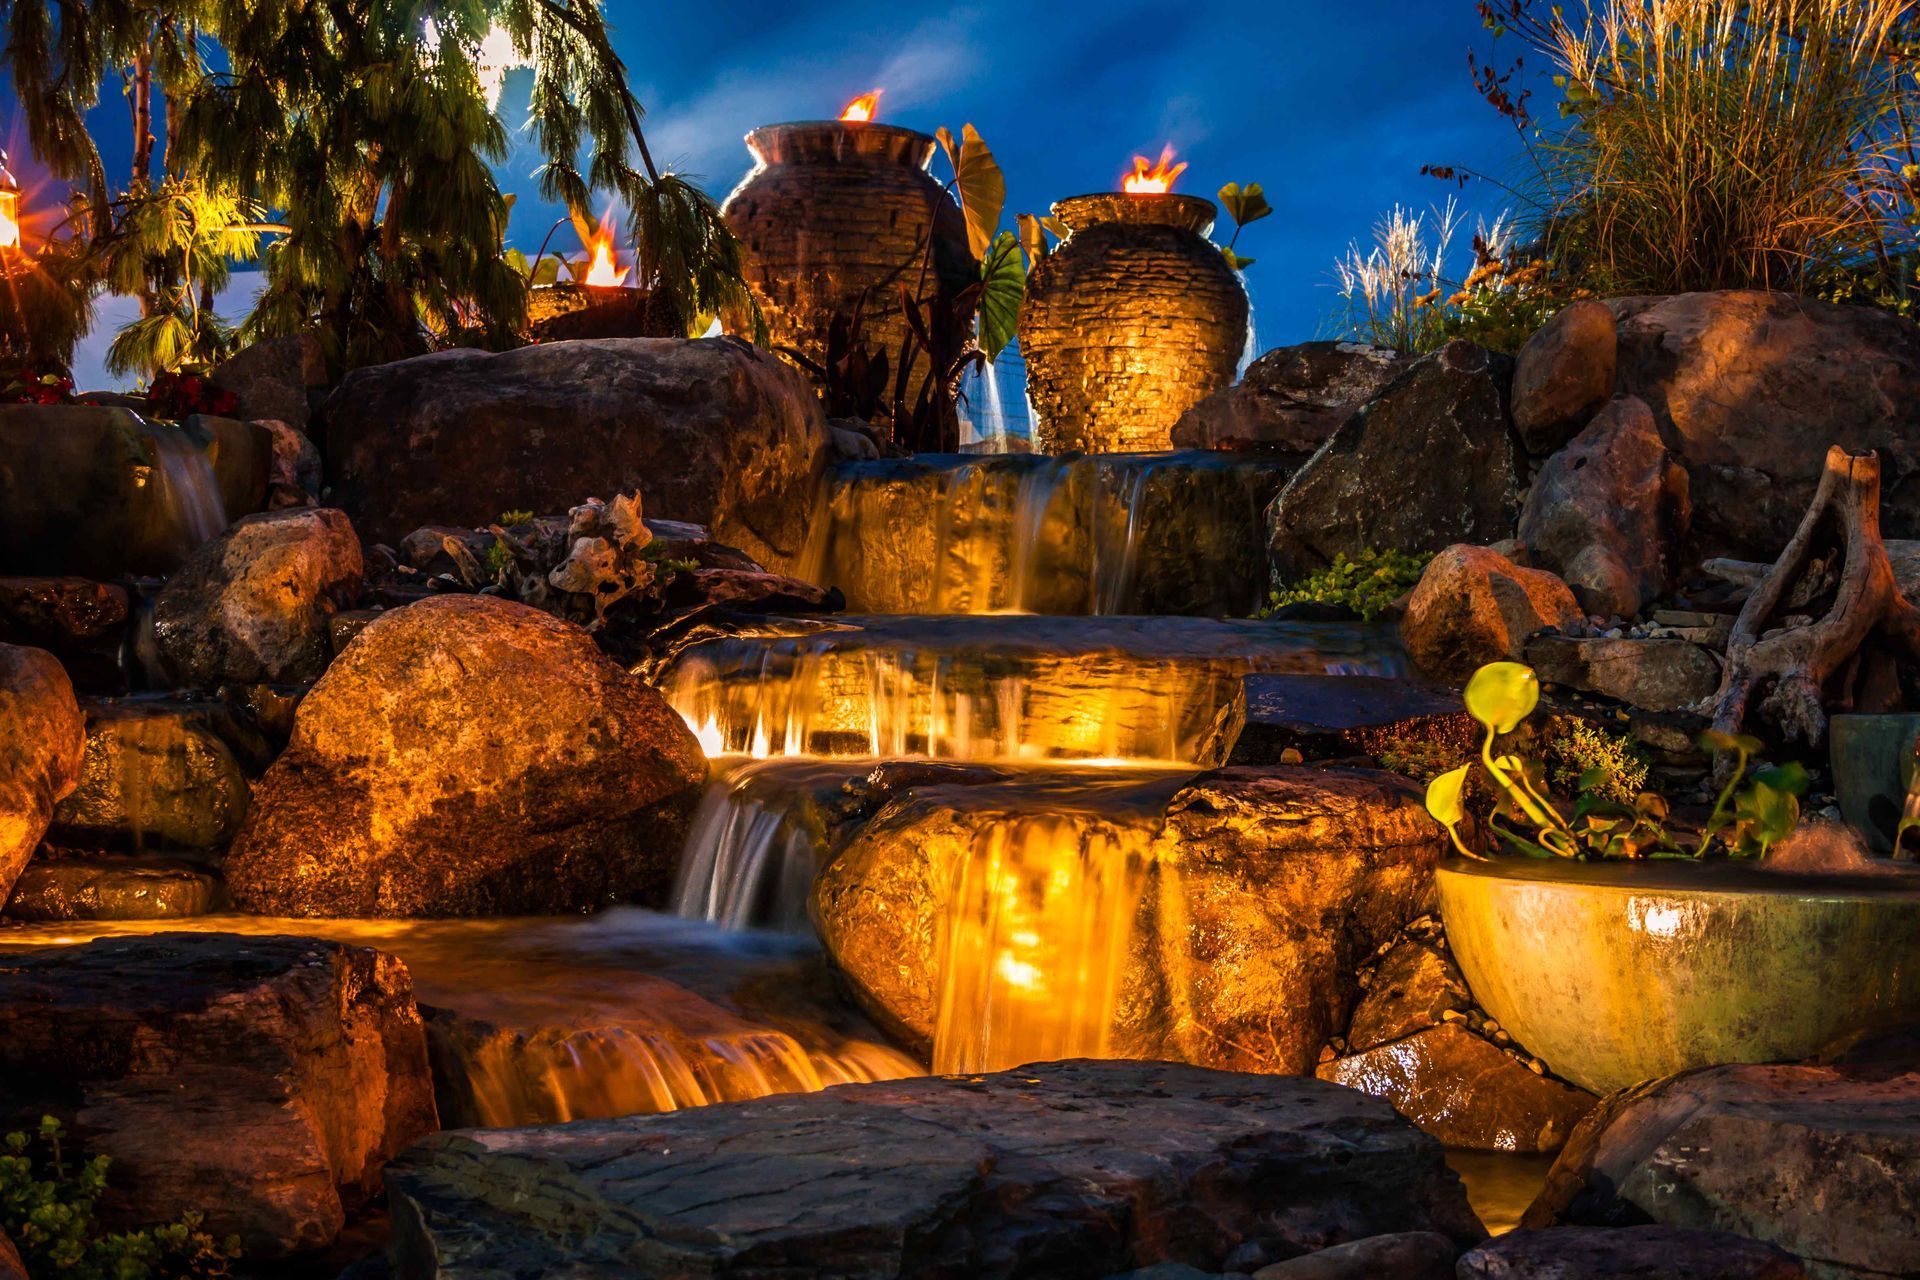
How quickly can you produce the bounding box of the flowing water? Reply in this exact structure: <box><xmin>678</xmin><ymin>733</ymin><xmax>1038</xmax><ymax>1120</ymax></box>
<box><xmin>673</xmin><ymin>756</ymin><xmax>867</xmax><ymax>930</ymax></box>
<box><xmin>797</xmin><ymin>452</ymin><xmax>1293</xmax><ymax>616</ymax></box>
<box><xmin>663</xmin><ymin>614</ymin><xmax>1403</xmax><ymax>764</ymax></box>
<box><xmin>148</xmin><ymin>423</ymin><xmax>228</xmax><ymax>561</ymax></box>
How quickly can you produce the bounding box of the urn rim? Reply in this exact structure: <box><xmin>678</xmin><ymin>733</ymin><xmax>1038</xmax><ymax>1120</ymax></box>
<box><xmin>1050</xmin><ymin>192</ymin><xmax>1218</xmax><ymax>237</ymax></box>
<box><xmin>745</xmin><ymin>121</ymin><xmax>938</xmax><ymax>171</ymax></box>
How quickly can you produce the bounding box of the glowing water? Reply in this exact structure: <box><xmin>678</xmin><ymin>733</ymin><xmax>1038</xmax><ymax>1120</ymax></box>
<box><xmin>673</xmin><ymin>757</ymin><xmax>862</xmax><ymax>929</ymax></box>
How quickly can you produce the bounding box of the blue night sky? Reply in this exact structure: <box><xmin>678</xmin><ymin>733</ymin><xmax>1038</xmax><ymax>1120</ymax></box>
<box><xmin>5</xmin><ymin>0</ymin><xmax>1539</xmax><ymax>390</ymax></box>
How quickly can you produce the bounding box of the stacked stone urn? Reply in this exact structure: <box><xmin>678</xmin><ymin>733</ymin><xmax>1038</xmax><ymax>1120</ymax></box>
<box><xmin>1020</xmin><ymin>192</ymin><xmax>1250</xmax><ymax>453</ymax></box>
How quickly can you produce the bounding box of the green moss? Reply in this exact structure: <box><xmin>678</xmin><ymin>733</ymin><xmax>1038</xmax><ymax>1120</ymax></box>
<box><xmin>1260</xmin><ymin>548</ymin><xmax>1432</xmax><ymax>622</ymax></box>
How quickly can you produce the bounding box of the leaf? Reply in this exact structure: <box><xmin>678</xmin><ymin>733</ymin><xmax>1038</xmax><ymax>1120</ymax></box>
<box><xmin>1016</xmin><ymin>213</ymin><xmax>1050</xmax><ymax>263</ymax></box>
<box><xmin>1220</xmin><ymin>246</ymin><xmax>1256</xmax><ymax>271</ymax></box>
<box><xmin>1217</xmin><ymin>181</ymin><xmax>1272</xmax><ymax>228</ymax></box>
<box><xmin>1465</xmin><ymin>662</ymin><xmax>1540</xmax><ymax>735</ymax></box>
<box><xmin>939</xmin><ymin>124</ymin><xmax>1005</xmax><ymax>262</ymax></box>
<box><xmin>1752</xmin><ymin>762</ymin><xmax>1811</xmax><ymax>797</ymax></box>
<box><xmin>1698</xmin><ymin>729</ymin><xmax>1763</xmax><ymax>757</ymax></box>
<box><xmin>1426</xmin><ymin>764</ymin><xmax>1471</xmax><ymax>829</ymax></box>
<box><xmin>1040</xmin><ymin>215</ymin><xmax>1071</xmax><ymax>242</ymax></box>
<box><xmin>530</xmin><ymin>256</ymin><xmax>561</xmax><ymax>288</ymax></box>
<box><xmin>977</xmin><ymin>231</ymin><xmax>1025</xmax><ymax>362</ymax></box>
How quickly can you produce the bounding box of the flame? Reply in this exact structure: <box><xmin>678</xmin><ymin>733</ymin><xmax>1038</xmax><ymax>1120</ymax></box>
<box><xmin>840</xmin><ymin>90</ymin><xmax>882</xmax><ymax>123</ymax></box>
<box><xmin>0</xmin><ymin>191</ymin><xmax>19</xmax><ymax>251</ymax></box>
<box><xmin>1122</xmin><ymin>144</ymin><xmax>1187</xmax><ymax>195</ymax></box>
<box><xmin>581</xmin><ymin>206</ymin><xmax>627</xmax><ymax>287</ymax></box>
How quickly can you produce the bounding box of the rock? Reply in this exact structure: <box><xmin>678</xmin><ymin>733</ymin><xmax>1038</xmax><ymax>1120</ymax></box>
<box><xmin>814</xmin><ymin>766</ymin><xmax>1445</xmax><ymax>1074</ymax></box>
<box><xmin>0</xmin><ymin>933</ymin><xmax>437</xmax><ymax>1258</ymax></box>
<box><xmin>1609</xmin><ymin>291</ymin><xmax>1920</xmax><ymax>559</ymax></box>
<box><xmin>4</xmin><ymin>854</ymin><xmax>223</xmax><ymax>920</ymax></box>
<box><xmin>1318</xmin><ymin>1023</ymin><xmax>1597</xmax><ymax>1153</ymax></box>
<box><xmin>1346</xmin><ymin>937</ymin><xmax>1472</xmax><ymax>1052</ymax></box>
<box><xmin>224</xmin><ymin>595</ymin><xmax>706</xmax><ymax>916</ymax></box>
<box><xmin>255</xmin><ymin>417</ymin><xmax>324</xmax><ymax>502</ymax></box>
<box><xmin>1221</xmin><ymin>674</ymin><xmax>1476</xmax><ymax>767</ymax></box>
<box><xmin>0</xmin><ymin>1233</ymin><xmax>22</xmax><ymax>1280</ymax></box>
<box><xmin>1518</xmin><ymin>397</ymin><xmax>1690</xmax><ymax>618</ymax></box>
<box><xmin>1267</xmin><ymin>341</ymin><xmax>1522</xmax><ymax>580</ymax></box>
<box><xmin>1458</xmin><ymin>1226</ymin><xmax>1806</xmax><ymax>1279</ymax></box>
<box><xmin>1251</xmin><ymin>1232</ymin><xmax>1457</xmax><ymax>1280</ymax></box>
<box><xmin>50</xmin><ymin>697</ymin><xmax>250</xmax><ymax>849</ymax></box>
<box><xmin>0</xmin><ymin>644</ymin><xmax>86</xmax><ymax>901</ymax></box>
<box><xmin>666</xmin><ymin>568</ymin><xmax>841</xmax><ymax>615</ymax></box>
<box><xmin>1512</xmin><ymin>301</ymin><xmax>1619</xmax><ymax>455</ymax></box>
<box><xmin>212</xmin><ymin>332</ymin><xmax>327</xmax><ymax>433</ymax></box>
<box><xmin>828</xmin><ymin>420</ymin><xmax>882</xmax><ymax>461</ymax></box>
<box><xmin>0</xmin><ymin>576</ymin><xmax>128</xmax><ymax>643</ymax></box>
<box><xmin>1525</xmin><ymin>635</ymin><xmax>1720</xmax><ymax>713</ymax></box>
<box><xmin>1172</xmin><ymin>341</ymin><xmax>1411</xmax><ymax>452</ymax></box>
<box><xmin>152</xmin><ymin>508</ymin><xmax>363</xmax><ymax>688</ymax></box>
<box><xmin>1524</xmin><ymin>1061</ymin><xmax>1920</xmax><ymax>1277</ymax></box>
<box><xmin>1399</xmin><ymin>546</ymin><xmax>1584</xmax><ymax>683</ymax></box>
<box><xmin>383</xmin><ymin>1060</ymin><xmax>1486</xmax><ymax>1280</ymax></box>
<box><xmin>323</xmin><ymin>337</ymin><xmax>832</xmax><ymax>570</ymax></box>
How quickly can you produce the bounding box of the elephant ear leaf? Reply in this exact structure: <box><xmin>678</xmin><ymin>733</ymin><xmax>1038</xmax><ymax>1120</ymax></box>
<box><xmin>939</xmin><ymin>124</ymin><xmax>1005</xmax><ymax>262</ymax></box>
<box><xmin>1426</xmin><ymin>764</ymin><xmax>1471</xmax><ymax>829</ymax></box>
<box><xmin>1217</xmin><ymin>181</ymin><xmax>1272</xmax><ymax>228</ymax></box>
<box><xmin>1464</xmin><ymin>662</ymin><xmax>1540</xmax><ymax>735</ymax></box>
<box><xmin>977</xmin><ymin>231</ymin><xmax>1025</xmax><ymax>362</ymax></box>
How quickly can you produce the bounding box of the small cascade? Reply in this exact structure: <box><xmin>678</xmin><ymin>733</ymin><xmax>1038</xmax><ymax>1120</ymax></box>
<box><xmin>673</xmin><ymin>758</ymin><xmax>859</xmax><ymax>930</ymax></box>
<box><xmin>799</xmin><ymin>451</ymin><xmax>1293</xmax><ymax>616</ymax></box>
<box><xmin>663</xmin><ymin>614</ymin><xmax>1404</xmax><ymax>765</ymax></box>
<box><xmin>147</xmin><ymin>424</ymin><xmax>228</xmax><ymax>561</ymax></box>
<box><xmin>932</xmin><ymin>811</ymin><xmax>1157</xmax><ymax>1074</ymax></box>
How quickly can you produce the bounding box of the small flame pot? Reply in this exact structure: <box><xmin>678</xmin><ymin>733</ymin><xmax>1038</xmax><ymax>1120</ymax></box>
<box><xmin>1018</xmin><ymin>193</ymin><xmax>1250</xmax><ymax>453</ymax></box>
<box><xmin>721</xmin><ymin>121</ymin><xmax>972</xmax><ymax>407</ymax></box>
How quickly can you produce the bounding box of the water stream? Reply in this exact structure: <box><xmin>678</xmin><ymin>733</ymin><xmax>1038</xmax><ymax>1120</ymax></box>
<box><xmin>148</xmin><ymin>423</ymin><xmax>228</xmax><ymax>561</ymax></box>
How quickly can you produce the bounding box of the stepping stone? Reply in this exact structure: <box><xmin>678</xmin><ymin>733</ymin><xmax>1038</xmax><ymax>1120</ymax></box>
<box><xmin>1224</xmin><ymin>673</ymin><xmax>1475</xmax><ymax>766</ymax></box>
<box><xmin>384</xmin><ymin>1060</ymin><xmax>1486</xmax><ymax>1280</ymax></box>
<box><xmin>4</xmin><ymin>854</ymin><xmax>222</xmax><ymax>920</ymax></box>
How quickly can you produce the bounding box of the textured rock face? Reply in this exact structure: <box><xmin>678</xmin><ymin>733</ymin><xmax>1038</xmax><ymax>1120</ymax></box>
<box><xmin>0</xmin><ymin>644</ymin><xmax>86</xmax><ymax>901</ymax></box>
<box><xmin>1518</xmin><ymin>396</ymin><xmax>1690</xmax><ymax>618</ymax></box>
<box><xmin>225</xmin><ymin>595</ymin><xmax>706</xmax><ymax>916</ymax></box>
<box><xmin>153</xmin><ymin>507</ymin><xmax>363</xmax><ymax>688</ymax></box>
<box><xmin>51</xmin><ymin>698</ymin><xmax>250</xmax><ymax>849</ymax></box>
<box><xmin>1171</xmin><ymin>341</ymin><xmax>1411</xmax><ymax>452</ymax></box>
<box><xmin>1526</xmin><ymin>1061</ymin><xmax>1920</xmax><ymax>1277</ymax></box>
<box><xmin>813</xmin><ymin>766</ymin><xmax>1445</xmax><ymax>1075</ymax></box>
<box><xmin>1221</xmin><ymin>674</ymin><xmax>1476</xmax><ymax>767</ymax></box>
<box><xmin>1511</xmin><ymin>300</ymin><xmax>1619</xmax><ymax>456</ymax></box>
<box><xmin>0</xmin><ymin>933</ymin><xmax>437</xmax><ymax>1258</ymax></box>
<box><xmin>1610</xmin><ymin>291</ymin><xmax>1920</xmax><ymax>559</ymax></box>
<box><xmin>383</xmin><ymin>1060</ymin><xmax>1486</xmax><ymax>1280</ymax></box>
<box><xmin>323</xmin><ymin>337</ymin><xmax>832</xmax><ymax>569</ymax></box>
<box><xmin>0</xmin><ymin>577</ymin><xmax>127</xmax><ymax>645</ymax></box>
<box><xmin>212</xmin><ymin>332</ymin><xmax>327</xmax><ymax>433</ymax></box>
<box><xmin>1399</xmin><ymin>545</ymin><xmax>1584</xmax><ymax>683</ymax></box>
<box><xmin>1525</xmin><ymin>635</ymin><xmax>1720</xmax><ymax>713</ymax></box>
<box><xmin>1459</xmin><ymin>1226</ymin><xmax>1806</xmax><ymax>1279</ymax></box>
<box><xmin>256</xmin><ymin>417</ymin><xmax>324</xmax><ymax>505</ymax></box>
<box><xmin>1021</xmin><ymin>194</ymin><xmax>1250</xmax><ymax>453</ymax></box>
<box><xmin>4</xmin><ymin>855</ymin><xmax>222</xmax><ymax>920</ymax></box>
<box><xmin>1268</xmin><ymin>341</ymin><xmax>1522</xmax><ymax>579</ymax></box>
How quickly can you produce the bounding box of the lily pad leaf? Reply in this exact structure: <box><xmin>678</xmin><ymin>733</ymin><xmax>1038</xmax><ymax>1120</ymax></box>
<box><xmin>1465</xmin><ymin>662</ymin><xmax>1540</xmax><ymax>735</ymax></box>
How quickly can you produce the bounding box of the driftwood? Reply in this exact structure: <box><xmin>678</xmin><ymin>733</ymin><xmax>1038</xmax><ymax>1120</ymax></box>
<box><xmin>1707</xmin><ymin>446</ymin><xmax>1920</xmax><ymax>749</ymax></box>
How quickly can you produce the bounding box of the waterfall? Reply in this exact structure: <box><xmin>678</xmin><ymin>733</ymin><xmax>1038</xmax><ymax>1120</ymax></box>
<box><xmin>1090</xmin><ymin>458</ymin><xmax>1159</xmax><ymax>616</ymax></box>
<box><xmin>148</xmin><ymin>424</ymin><xmax>228</xmax><ymax>561</ymax></box>
<box><xmin>672</xmin><ymin>758</ymin><xmax>853</xmax><ymax>930</ymax></box>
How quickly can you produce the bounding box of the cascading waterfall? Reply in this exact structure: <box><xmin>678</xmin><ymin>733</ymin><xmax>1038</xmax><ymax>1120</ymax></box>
<box><xmin>673</xmin><ymin>757</ymin><xmax>859</xmax><ymax>930</ymax></box>
<box><xmin>148</xmin><ymin>424</ymin><xmax>228</xmax><ymax>560</ymax></box>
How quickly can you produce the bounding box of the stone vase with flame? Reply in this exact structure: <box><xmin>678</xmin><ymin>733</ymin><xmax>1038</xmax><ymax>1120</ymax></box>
<box><xmin>526</xmin><ymin>210</ymin><xmax>681</xmax><ymax>341</ymax></box>
<box><xmin>720</xmin><ymin>96</ymin><xmax>974</xmax><ymax>418</ymax></box>
<box><xmin>1020</xmin><ymin>153</ymin><xmax>1250</xmax><ymax>454</ymax></box>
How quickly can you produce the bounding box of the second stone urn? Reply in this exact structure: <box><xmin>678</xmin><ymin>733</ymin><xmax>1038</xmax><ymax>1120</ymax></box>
<box><xmin>1019</xmin><ymin>193</ymin><xmax>1250</xmax><ymax>454</ymax></box>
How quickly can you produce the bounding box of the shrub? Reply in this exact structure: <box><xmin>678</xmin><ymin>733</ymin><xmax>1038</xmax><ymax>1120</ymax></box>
<box><xmin>1543</xmin><ymin>717</ymin><xmax>1650</xmax><ymax>804</ymax></box>
<box><xmin>1478</xmin><ymin>0</ymin><xmax>1920</xmax><ymax>298</ymax></box>
<box><xmin>0</xmin><ymin>1116</ymin><xmax>236</xmax><ymax>1279</ymax></box>
<box><xmin>1261</xmin><ymin>548</ymin><xmax>1432</xmax><ymax>621</ymax></box>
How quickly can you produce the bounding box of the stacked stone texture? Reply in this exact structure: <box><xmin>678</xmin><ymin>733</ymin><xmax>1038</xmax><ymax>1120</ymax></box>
<box><xmin>1021</xmin><ymin>193</ymin><xmax>1250</xmax><ymax>453</ymax></box>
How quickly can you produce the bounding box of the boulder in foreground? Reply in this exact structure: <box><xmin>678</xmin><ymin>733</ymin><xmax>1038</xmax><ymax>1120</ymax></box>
<box><xmin>384</xmin><ymin>1059</ymin><xmax>1485</xmax><ymax>1279</ymax></box>
<box><xmin>0</xmin><ymin>932</ymin><xmax>436</xmax><ymax>1258</ymax></box>
<box><xmin>0</xmin><ymin>643</ymin><xmax>85</xmax><ymax>901</ymax></box>
<box><xmin>225</xmin><ymin>595</ymin><xmax>706</xmax><ymax>916</ymax></box>
<box><xmin>1457</xmin><ymin>1225</ymin><xmax>1805</xmax><ymax>1279</ymax></box>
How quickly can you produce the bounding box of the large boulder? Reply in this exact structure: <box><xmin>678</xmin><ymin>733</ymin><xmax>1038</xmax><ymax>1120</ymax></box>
<box><xmin>813</xmin><ymin>766</ymin><xmax>1446</xmax><ymax>1075</ymax></box>
<box><xmin>0</xmin><ymin>643</ymin><xmax>86</xmax><ymax>900</ymax></box>
<box><xmin>1171</xmin><ymin>341</ymin><xmax>1411</xmax><ymax>452</ymax></box>
<box><xmin>1399</xmin><ymin>545</ymin><xmax>1584</xmax><ymax>683</ymax></box>
<box><xmin>1609</xmin><ymin>291</ymin><xmax>1920</xmax><ymax>559</ymax></box>
<box><xmin>212</xmin><ymin>332</ymin><xmax>328</xmax><ymax>434</ymax></box>
<box><xmin>50</xmin><ymin>698</ymin><xmax>251</xmax><ymax>850</ymax></box>
<box><xmin>383</xmin><ymin>1060</ymin><xmax>1486</xmax><ymax>1279</ymax></box>
<box><xmin>1525</xmin><ymin>1060</ymin><xmax>1920</xmax><ymax>1278</ymax></box>
<box><xmin>0</xmin><ymin>933</ymin><xmax>437</xmax><ymax>1258</ymax></box>
<box><xmin>323</xmin><ymin>337</ymin><xmax>832</xmax><ymax>570</ymax></box>
<box><xmin>224</xmin><ymin>595</ymin><xmax>706</xmax><ymax>916</ymax></box>
<box><xmin>152</xmin><ymin>507</ymin><xmax>363</xmax><ymax>688</ymax></box>
<box><xmin>1518</xmin><ymin>396</ymin><xmax>1690</xmax><ymax>618</ymax></box>
<box><xmin>1267</xmin><ymin>341</ymin><xmax>1522</xmax><ymax>580</ymax></box>
<box><xmin>1511</xmin><ymin>300</ymin><xmax>1619</xmax><ymax>456</ymax></box>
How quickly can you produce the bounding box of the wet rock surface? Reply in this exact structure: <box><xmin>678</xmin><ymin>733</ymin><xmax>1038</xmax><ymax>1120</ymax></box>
<box><xmin>51</xmin><ymin>697</ymin><xmax>251</xmax><ymax>849</ymax></box>
<box><xmin>3</xmin><ymin>854</ymin><xmax>223</xmax><ymax>920</ymax></box>
<box><xmin>383</xmin><ymin>1059</ymin><xmax>1486</xmax><ymax>1280</ymax></box>
<box><xmin>0</xmin><ymin>932</ymin><xmax>437</xmax><ymax>1258</ymax></box>
<box><xmin>0</xmin><ymin>576</ymin><xmax>128</xmax><ymax>645</ymax></box>
<box><xmin>1526</xmin><ymin>1061</ymin><xmax>1920</xmax><ymax>1277</ymax></box>
<box><xmin>0</xmin><ymin>643</ymin><xmax>86</xmax><ymax>901</ymax></box>
<box><xmin>1518</xmin><ymin>396</ymin><xmax>1690</xmax><ymax>618</ymax></box>
<box><xmin>1222</xmin><ymin>674</ymin><xmax>1476</xmax><ymax>766</ymax></box>
<box><xmin>1511</xmin><ymin>299</ymin><xmax>1619</xmax><ymax>456</ymax></box>
<box><xmin>1171</xmin><ymin>341</ymin><xmax>1411</xmax><ymax>452</ymax></box>
<box><xmin>323</xmin><ymin>337</ymin><xmax>832</xmax><ymax>569</ymax></box>
<box><xmin>1458</xmin><ymin>1225</ymin><xmax>1806</xmax><ymax>1279</ymax></box>
<box><xmin>225</xmin><ymin>595</ymin><xmax>706</xmax><ymax>916</ymax></box>
<box><xmin>1267</xmin><ymin>341</ymin><xmax>1521</xmax><ymax>579</ymax></box>
<box><xmin>152</xmin><ymin>507</ymin><xmax>363</xmax><ymax>687</ymax></box>
<box><xmin>1400</xmin><ymin>545</ymin><xmax>1583</xmax><ymax>683</ymax></box>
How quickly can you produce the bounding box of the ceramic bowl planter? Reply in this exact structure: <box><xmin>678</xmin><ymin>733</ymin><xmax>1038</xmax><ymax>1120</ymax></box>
<box><xmin>1018</xmin><ymin>193</ymin><xmax>1249</xmax><ymax>454</ymax></box>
